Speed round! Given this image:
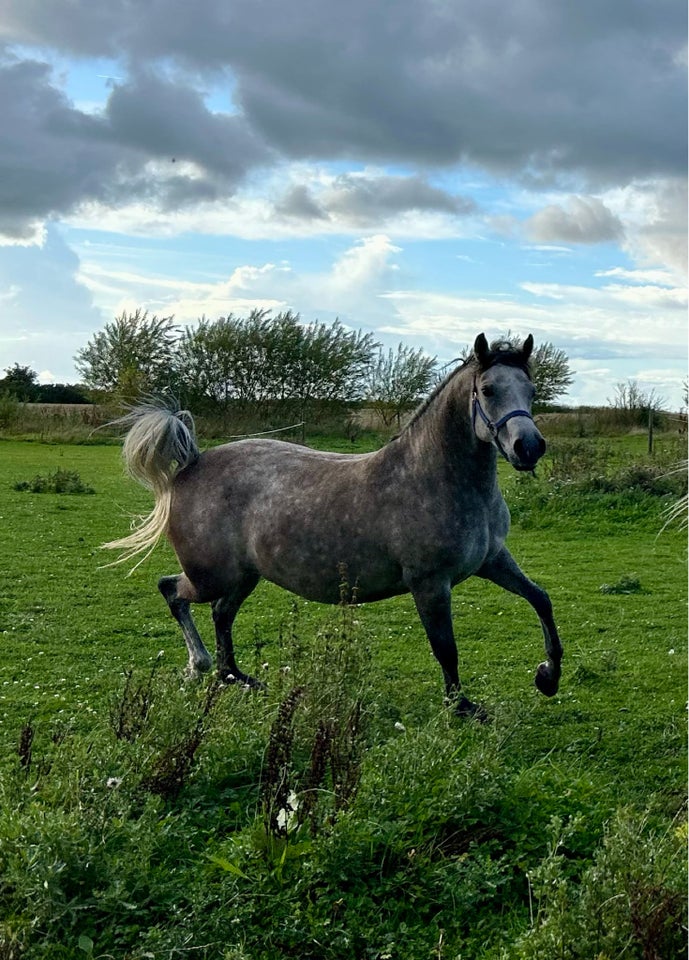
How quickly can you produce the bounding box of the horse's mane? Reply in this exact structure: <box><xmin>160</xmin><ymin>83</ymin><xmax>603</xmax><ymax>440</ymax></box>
<box><xmin>397</xmin><ymin>340</ymin><xmax>532</xmax><ymax>438</ymax></box>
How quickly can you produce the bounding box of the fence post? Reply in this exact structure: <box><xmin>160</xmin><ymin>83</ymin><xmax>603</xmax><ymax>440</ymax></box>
<box><xmin>647</xmin><ymin>406</ymin><xmax>654</xmax><ymax>456</ymax></box>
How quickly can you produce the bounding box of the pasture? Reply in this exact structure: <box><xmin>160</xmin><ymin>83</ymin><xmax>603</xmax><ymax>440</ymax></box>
<box><xmin>0</xmin><ymin>433</ymin><xmax>686</xmax><ymax>959</ymax></box>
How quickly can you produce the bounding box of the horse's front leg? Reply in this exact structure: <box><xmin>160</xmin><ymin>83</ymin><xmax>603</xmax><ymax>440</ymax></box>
<box><xmin>406</xmin><ymin>573</ymin><xmax>485</xmax><ymax>719</ymax></box>
<box><xmin>477</xmin><ymin>547</ymin><xmax>562</xmax><ymax>696</ymax></box>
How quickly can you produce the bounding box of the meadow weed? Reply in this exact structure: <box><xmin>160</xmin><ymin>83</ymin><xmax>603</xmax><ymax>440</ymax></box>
<box><xmin>13</xmin><ymin>468</ymin><xmax>95</xmax><ymax>495</ymax></box>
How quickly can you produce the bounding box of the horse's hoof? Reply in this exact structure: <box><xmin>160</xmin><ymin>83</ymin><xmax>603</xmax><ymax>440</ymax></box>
<box><xmin>534</xmin><ymin>661</ymin><xmax>560</xmax><ymax>697</ymax></box>
<box><xmin>218</xmin><ymin>670</ymin><xmax>265</xmax><ymax>691</ymax></box>
<box><xmin>184</xmin><ymin>667</ymin><xmax>208</xmax><ymax>682</ymax></box>
<box><xmin>453</xmin><ymin>695</ymin><xmax>490</xmax><ymax>723</ymax></box>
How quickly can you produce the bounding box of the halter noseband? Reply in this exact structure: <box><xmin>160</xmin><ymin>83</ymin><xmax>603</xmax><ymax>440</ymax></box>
<box><xmin>472</xmin><ymin>379</ymin><xmax>534</xmax><ymax>461</ymax></box>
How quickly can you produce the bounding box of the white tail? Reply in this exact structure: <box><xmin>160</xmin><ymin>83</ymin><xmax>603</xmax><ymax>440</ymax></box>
<box><xmin>102</xmin><ymin>403</ymin><xmax>199</xmax><ymax>570</ymax></box>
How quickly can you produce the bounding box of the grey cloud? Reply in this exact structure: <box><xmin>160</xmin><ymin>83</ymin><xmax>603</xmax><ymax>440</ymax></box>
<box><xmin>525</xmin><ymin>197</ymin><xmax>624</xmax><ymax>244</ymax></box>
<box><xmin>0</xmin><ymin>51</ymin><xmax>269</xmax><ymax>236</ymax></box>
<box><xmin>7</xmin><ymin>0</ymin><xmax>685</xmax><ymax>181</ymax></box>
<box><xmin>323</xmin><ymin>174</ymin><xmax>475</xmax><ymax>223</ymax></box>
<box><xmin>0</xmin><ymin>55</ymin><xmax>118</xmax><ymax>236</ymax></box>
<box><xmin>275</xmin><ymin>186</ymin><xmax>329</xmax><ymax>221</ymax></box>
<box><xmin>102</xmin><ymin>71</ymin><xmax>269</xmax><ymax>180</ymax></box>
<box><xmin>0</xmin><ymin>0</ymin><xmax>685</xmax><ymax>237</ymax></box>
<box><xmin>275</xmin><ymin>174</ymin><xmax>474</xmax><ymax>227</ymax></box>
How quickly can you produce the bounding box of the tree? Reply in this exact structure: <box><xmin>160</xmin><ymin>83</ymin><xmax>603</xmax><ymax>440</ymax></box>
<box><xmin>74</xmin><ymin>309</ymin><xmax>179</xmax><ymax>399</ymax></box>
<box><xmin>367</xmin><ymin>344</ymin><xmax>438</xmax><ymax>426</ymax></box>
<box><xmin>175</xmin><ymin>311</ymin><xmax>378</xmax><ymax>420</ymax></box>
<box><xmin>609</xmin><ymin>379</ymin><xmax>665</xmax><ymax>427</ymax></box>
<box><xmin>288</xmin><ymin>318</ymin><xmax>377</xmax><ymax>408</ymax></box>
<box><xmin>529</xmin><ymin>340</ymin><xmax>574</xmax><ymax>404</ymax></box>
<box><xmin>36</xmin><ymin>383</ymin><xmax>89</xmax><ymax>404</ymax></box>
<box><xmin>0</xmin><ymin>364</ymin><xmax>39</xmax><ymax>401</ymax></box>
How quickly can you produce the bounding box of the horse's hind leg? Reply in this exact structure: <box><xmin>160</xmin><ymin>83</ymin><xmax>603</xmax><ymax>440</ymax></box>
<box><xmin>158</xmin><ymin>574</ymin><xmax>213</xmax><ymax>679</ymax></box>
<box><xmin>213</xmin><ymin>573</ymin><xmax>261</xmax><ymax>687</ymax></box>
<box><xmin>477</xmin><ymin>547</ymin><xmax>563</xmax><ymax>696</ymax></box>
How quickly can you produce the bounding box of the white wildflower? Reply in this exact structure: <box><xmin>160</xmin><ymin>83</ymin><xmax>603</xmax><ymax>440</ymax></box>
<box><xmin>276</xmin><ymin>790</ymin><xmax>300</xmax><ymax>832</ymax></box>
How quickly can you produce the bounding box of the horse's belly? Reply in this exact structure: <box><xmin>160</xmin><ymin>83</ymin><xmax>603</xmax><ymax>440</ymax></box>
<box><xmin>250</xmin><ymin>525</ymin><xmax>404</xmax><ymax>605</ymax></box>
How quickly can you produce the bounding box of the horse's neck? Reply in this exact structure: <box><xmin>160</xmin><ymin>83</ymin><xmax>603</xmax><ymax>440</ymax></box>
<box><xmin>393</xmin><ymin>369</ymin><xmax>497</xmax><ymax>486</ymax></box>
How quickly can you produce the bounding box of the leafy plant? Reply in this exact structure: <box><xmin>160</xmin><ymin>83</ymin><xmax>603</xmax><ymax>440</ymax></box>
<box><xmin>13</xmin><ymin>469</ymin><xmax>95</xmax><ymax>494</ymax></box>
<box><xmin>599</xmin><ymin>574</ymin><xmax>642</xmax><ymax>595</ymax></box>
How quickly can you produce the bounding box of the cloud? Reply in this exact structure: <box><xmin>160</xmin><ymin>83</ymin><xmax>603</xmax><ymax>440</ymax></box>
<box><xmin>275</xmin><ymin>171</ymin><xmax>475</xmax><ymax>229</ymax></box>
<box><xmin>0</xmin><ymin>50</ymin><xmax>269</xmax><ymax>239</ymax></box>
<box><xmin>275</xmin><ymin>185</ymin><xmax>329</xmax><ymax>222</ymax></box>
<box><xmin>0</xmin><ymin>228</ymin><xmax>104</xmax><ymax>379</ymax></box>
<box><xmin>2</xmin><ymin>0</ymin><xmax>685</xmax><ymax>198</ymax></box>
<box><xmin>74</xmin><ymin>235</ymin><xmax>402</xmax><ymax>336</ymax></box>
<box><xmin>0</xmin><ymin>54</ymin><xmax>115</xmax><ymax>239</ymax></box>
<box><xmin>605</xmin><ymin>178</ymin><xmax>688</xmax><ymax>282</ymax></box>
<box><xmin>323</xmin><ymin>173</ymin><xmax>474</xmax><ymax>222</ymax></box>
<box><xmin>525</xmin><ymin>196</ymin><xmax>624</xmax><ymax>244</ymax></box>
<box><xmin>329</xmin><ymin>235</ymin><xmax>401</xmax><ymax>294</ymax></box>
<box><xmin>380</xmin><ymin>270</ymin><xmax>687</xmax><ymax>362</ymax></box>
<box><xmin>101</xmin><ymin>70</ymin><xmax>269</xmax><ymax>183</ymax></box>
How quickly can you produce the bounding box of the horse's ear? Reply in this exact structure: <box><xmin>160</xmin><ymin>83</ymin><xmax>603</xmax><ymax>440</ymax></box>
<box><xmin>522</xmin><ymin>334</ymin><xmax>534</xmax><ymax>363</ymax></box>
<box><xmin>474</xmin><ymin>333</ymin><xmax>490</xmax><ymax>366</ymax></box>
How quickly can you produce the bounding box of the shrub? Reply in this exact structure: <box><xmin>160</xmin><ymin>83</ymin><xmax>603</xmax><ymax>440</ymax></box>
<box><xmin>505</xmin><ymin>810</ymin><xmax>688</xmax><ymax>960</ymax></box>
<box><xmin>13</xmin><ymin>469</ymin><xmax>95</xmax><ymax>495</ymax></box>
<box><xmin>599</xmin><ymin>574</ymin><xmax>643</xmax><ymax>595</ymax></box>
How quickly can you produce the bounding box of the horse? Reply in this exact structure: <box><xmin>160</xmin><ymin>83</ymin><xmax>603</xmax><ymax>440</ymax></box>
<box><xmin>105</xmin><ymin>333</ymin><xmax>562</xmax><ymax>718</ymax></box>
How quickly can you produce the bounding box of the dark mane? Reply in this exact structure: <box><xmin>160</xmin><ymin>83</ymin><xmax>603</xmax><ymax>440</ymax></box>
<box><xmin>476</xmin><ymin>339</ymin><xmax>533</xmax><ymax>374</ymax></box>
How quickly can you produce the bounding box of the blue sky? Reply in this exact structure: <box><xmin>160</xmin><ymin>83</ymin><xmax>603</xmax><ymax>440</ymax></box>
<box><xmin>0</xmin><ymin>1</ymin><xmax>686</xmax><ymax>407</ymax></box>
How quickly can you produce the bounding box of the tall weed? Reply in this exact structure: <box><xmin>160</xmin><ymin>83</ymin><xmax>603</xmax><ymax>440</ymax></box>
<box><xmin>505</xmin><ymin>809</ymin><xmax>687</xmax><ymax>960</ymax></box>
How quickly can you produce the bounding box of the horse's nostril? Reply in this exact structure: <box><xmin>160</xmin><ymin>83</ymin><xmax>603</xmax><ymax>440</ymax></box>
<box><xmin>514</xmin><ymin>435</ymin><xmax>546</xmax><ymax>464</ymax></box>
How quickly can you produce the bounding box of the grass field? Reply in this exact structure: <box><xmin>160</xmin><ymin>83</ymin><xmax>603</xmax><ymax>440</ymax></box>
<box><xmin>0</xmin><ymin>433</ymin><xmax>686</xmax><ymax>959</ymax></box>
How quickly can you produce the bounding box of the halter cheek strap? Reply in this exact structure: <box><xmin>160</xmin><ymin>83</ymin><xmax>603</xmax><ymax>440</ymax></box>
<box><xmin>472</xmin><ymin>385</ymin><xmax>534</xmax><ymax>460</ymax></box>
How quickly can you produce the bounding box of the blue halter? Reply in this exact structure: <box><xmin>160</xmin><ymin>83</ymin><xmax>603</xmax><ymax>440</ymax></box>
<box><xmin>472</xmin><ymin>382</ymin><xmax>534</xmax><ymax>460</ymax></box>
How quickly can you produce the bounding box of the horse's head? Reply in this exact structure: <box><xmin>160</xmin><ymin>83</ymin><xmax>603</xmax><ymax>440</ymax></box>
<box><xmin>471</xmin><ymin>333</ymin><xmax>546</xmax><ymax>471</ymax></box>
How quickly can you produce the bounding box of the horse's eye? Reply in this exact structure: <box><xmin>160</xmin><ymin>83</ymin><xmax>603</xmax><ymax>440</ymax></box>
<box><xmin>481</xmin><ymin>385</ymin><xmax>495</xmax><ymax>398</ymax></box>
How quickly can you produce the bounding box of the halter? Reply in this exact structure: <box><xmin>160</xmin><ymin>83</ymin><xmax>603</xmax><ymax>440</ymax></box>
<box><xmin>471</xmin><ymin>379</ymin><xmax>534</xmax><ymax>461</ymax></box>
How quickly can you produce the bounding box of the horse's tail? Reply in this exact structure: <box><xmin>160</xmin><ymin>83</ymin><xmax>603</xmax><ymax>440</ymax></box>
<box><xmin>102</xmin><ymin>402</ymin><xmax>199</xmax><ymax>569</ymax></box>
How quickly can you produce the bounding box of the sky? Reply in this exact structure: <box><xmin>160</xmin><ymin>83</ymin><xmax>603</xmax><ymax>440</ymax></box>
<box><xmin>0</xmin><ymin>0</ymin><xmax>686</xmax><ymax>408</ymax></box>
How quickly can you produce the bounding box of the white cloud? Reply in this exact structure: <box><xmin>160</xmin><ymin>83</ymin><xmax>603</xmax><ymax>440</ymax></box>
<box><xmin>74</xmin><ymin>234</ymin><xmax>403</xmax><ymax>335</ymax></box>
<box><xmin>329</xmin><ymin>235</ymin><xmax>401</xmax><ymax>294</ymax></box>
<box><xmin>595</xmin><ymin>266</ymin><xmax>678</xmax><ymax>285</ymax></box>
<box><xmin>601</xmin><ymin>177</ymin><xmax>688</xmax><ymax>282</ymax></box>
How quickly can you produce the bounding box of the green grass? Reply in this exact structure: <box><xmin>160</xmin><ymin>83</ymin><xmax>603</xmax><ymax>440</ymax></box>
<box><xmin>0</xmin><ymin>435</ymin><xmax>686</xmax><ymax>959</ymax></box>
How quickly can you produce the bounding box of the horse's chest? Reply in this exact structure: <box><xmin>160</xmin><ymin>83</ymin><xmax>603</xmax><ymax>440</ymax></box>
<box><xmin>409</xmin><ymin>492</ymin><xmax>507</xmax><ymax>576</ymax></box>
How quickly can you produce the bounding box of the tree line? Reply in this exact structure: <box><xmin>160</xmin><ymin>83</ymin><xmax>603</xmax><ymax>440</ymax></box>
<box><xmin>1</xmin><ymin>309</ymin><xmax>576</xmax><ymax>427</ymax></box>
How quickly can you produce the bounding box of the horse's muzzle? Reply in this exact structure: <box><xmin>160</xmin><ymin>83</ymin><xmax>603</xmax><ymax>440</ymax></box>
<box><xmin>512</xmin><ymin>434</ymin><xmax>546</xmax><ymax>471</ymax></box>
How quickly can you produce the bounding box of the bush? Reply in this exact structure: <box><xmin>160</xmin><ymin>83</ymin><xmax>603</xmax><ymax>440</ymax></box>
<box><xmin>13</xmin><ymin>469</ymin><xmax>95</xmax><ymax>495</ymax></box>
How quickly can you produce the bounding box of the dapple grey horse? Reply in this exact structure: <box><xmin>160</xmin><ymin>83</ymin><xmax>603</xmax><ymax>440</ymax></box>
<box><xmin>106</xmin><ymin>333</ymin><xmax>562</xmax><ymax>717</ymax></box>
